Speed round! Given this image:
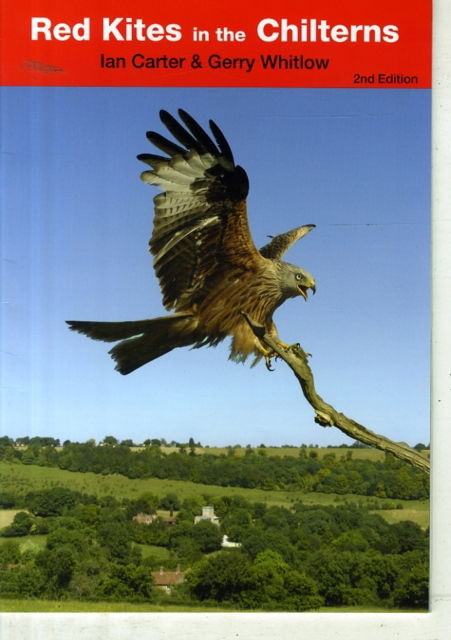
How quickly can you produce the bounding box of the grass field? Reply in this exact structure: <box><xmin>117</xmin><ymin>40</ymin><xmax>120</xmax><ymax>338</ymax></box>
<box><xmin>0</xmin><ymin>599</ymin><xmax>240</xmax><ymax>613</ymax></box>
<box><xmin>0</xmin><ymin>509</ymin><xmax>22</xmax><ymax>528</ymax></box>
<box><xmin>135</xmin><ymin>543</ymin><xmax>172</xmax><ymax>562</ymax></box>
<box><xmin>0</xmin><ymin>598</ymin><xmax>427</xmax><ymax>613</ymax></box>
<box><xmin>0</xmin><ymin>462</ymin><xmax>429</xmax><ymax>529</ymax></box>
<box><xmin>374</xmin><ymin>507</ymin><xmax>430</xmax><ymax>529</ymax></box>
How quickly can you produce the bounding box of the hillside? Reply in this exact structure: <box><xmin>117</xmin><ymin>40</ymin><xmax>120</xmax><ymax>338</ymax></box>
<box><xmin>0</xmin><ymin>461</ymin><xmax>429</xmax><ymax>529</ymax></box>
<box><xmin>0</xmin><ymin>446</ymin><xmax>429</xmax><ymax>612</ymax></box>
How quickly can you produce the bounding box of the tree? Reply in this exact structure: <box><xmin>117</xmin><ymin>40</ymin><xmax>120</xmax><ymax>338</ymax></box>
<box><xmin>0</xmin><ymin>565</ymin><xmax>45</xmax><ymax>599</ymax></box>
<box><xmin>46</xmin><ymin>526</ymin><xmax>88</xmax><ymax>553</ymax></box>
<box><xmin>187</xmin><ymin>551</ymin><xmax>251</xmax><ymax>602</ymax></box>
<box><xmin>220</xmin><ymin>507</ymin><xmax>251</xmax><ymax>537</ymax></box>
<box><xmin>245</xmin><ymin>550</ymin><xmax>286</xmax><ymax>605</ymax></box>
<box><xmin>331</xmin><ymin>530</ymin><xmax>370</xmax><ymax>553</ymax></box>
<box><xmin>21</xmin><ymin>448</ymin><xmax>37</xmax><ymax>465</ymax></box>
<box><xmin>393</xmin><ymin>563</ymin><xmax>429</xmax><ymax>608</ymax></box>
<box><xmin>0</xmin><ymin>493</ymin><xmax>15</xmax><ymax>508</ymax></box>
<box><xmin>36</xmin><ymin>545</ymin><xmax>77</xmax><ymax>593</ymax></box>
<box><xmin>97</xmin><ymin>520</ymin><xmax>138</xmax><ymax>565</ymax></box>
<box><xmin>28</xmin><ymin>487</ymin><xmax>79</xmax><ymax>516</ymax></box>
<box><xmin>131</xmin><ymin>518</ymin><xmax>169</xmax><ymax>546</ymax></box>
<box><xmin>244</xmin><ymin>550</ymin><xmax>322</xmax><ymax>610</ymax></box>
<box><xmin>188</xmin><ymin>437</ymin><xmax>196</xmax><ymax>451</ymax></box>
<box><xmin>282</xmin><ymin>569</ymin><xmax>323</xmax><ymax>610</ymax></box>
<box><xmin>179</xmin><ymin>496</ymin><xmax>203</xmax><ymax>519</ymax></box>
<box><xmin>1</xmin><ymin>511</ymin><xmax>34</xmax><ymax>537</ymax></box>
<box><xmin>191</xmin><ymin>520</ymin><xmax>222</xmax><ymax>553</ymax></box>
<box><xmin>168</xmin><ymin>521</ymin><xmax>195</xmax><ymax>551</ymax></box>
<box><xmin>0</xmin><ymin>540</ymin><xmax>21</xmax><ymax>566</ymax></box>
<box><xmin>390</xmin><ymin>521</ymin><xmax>427</xmax><ymax>553</ymax></box>
<box><xmin>241</xmin><ymin>529</ymin><xmax>271</xmax><ymax>559</ymax></box>
<box><xmin>126</xmin><ymin>492</ymin><xmax>159</xmax><ymax>519</ymax></box>
<box><xmin>304</xmin><ymin>550</ymin><xmax>352</xmax><ymax>606</ymax></box>
<box><xmin>160</xmin><ymin>492</ymin><xmax>180</xmax><ymax>515</ymax></box>
<box><xmin>72</xmin><ymin>503</ymin><xmax>101</xmax><ymax>525</ymax></box>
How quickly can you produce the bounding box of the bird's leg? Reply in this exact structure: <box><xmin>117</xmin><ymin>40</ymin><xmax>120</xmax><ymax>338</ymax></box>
<box><xmin>267</xmin><ymin>324</ymin><xmax>292</xmax><ymax>354</ymax></box>
<box><xmin>254</xmin><ymin>341</ymin><xmax>276</xmax><ymax>371</ymax></box>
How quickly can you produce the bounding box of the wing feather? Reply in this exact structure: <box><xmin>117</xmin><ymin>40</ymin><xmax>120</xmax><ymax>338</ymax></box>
<box><xmin>178</xmin><ymin>109</ymin><xmax>221</xmax><ymax>157</ymax></box>
<box><xmin>139</xmin><ymin>110</ymin><xmax>265</xmax><ymax>311</ymax></box>
<box><xmin>259</xmin><ymin>224</ymin><xmax>316</xmax><ymax>259</ymax></box>
<box><xmin>159</xmin><ymin>110</ymin><xmax>202</xmax><ymax>151</ymax></box>
<box><xmin>209</xmin><ymin>119</ymin><xmax>235</xmax><ymax>164</ymax></box>
<box><xmin>145</xmin><ymin>131</ymin><xmax>186</xmax><ymax>156</ymax></box>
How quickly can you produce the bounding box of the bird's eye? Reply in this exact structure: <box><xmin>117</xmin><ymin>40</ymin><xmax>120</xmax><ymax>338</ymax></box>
<box><xmin>295</xmin><ymin>274</ymin><xmax>301</xmax><ymax>281</ymax></box>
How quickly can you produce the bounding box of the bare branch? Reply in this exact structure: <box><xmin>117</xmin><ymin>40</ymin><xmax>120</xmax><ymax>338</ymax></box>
<box><xmin>242</xmin><ymin>313</ymin><xmax>430</xmax><ymax>475</ymax></box>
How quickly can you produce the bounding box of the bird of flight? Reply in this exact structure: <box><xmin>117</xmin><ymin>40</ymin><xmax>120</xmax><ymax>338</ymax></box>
<box><xmin>67</xmin><ymin>109</ymin><xmax>316</xmax><ymax>374</ymax></box>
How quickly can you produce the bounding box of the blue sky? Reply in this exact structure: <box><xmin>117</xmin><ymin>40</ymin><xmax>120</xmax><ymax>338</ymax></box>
<box><xmin>1</xmin><ymin>87</ymin><xmax>430</xmax><ymax>447</ymax></box>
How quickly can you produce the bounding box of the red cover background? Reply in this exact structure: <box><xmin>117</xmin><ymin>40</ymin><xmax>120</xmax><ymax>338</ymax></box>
<box><xmin>1</xmin><ymin>0</ymin><xmax>431</xmax><ymax>87</ymax></box>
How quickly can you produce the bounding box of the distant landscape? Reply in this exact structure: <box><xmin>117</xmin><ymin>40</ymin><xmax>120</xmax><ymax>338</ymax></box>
<box><xmin>0</xmin><ymin>436</ymin><xmax>429</xmax><ymax>612</ymax></box>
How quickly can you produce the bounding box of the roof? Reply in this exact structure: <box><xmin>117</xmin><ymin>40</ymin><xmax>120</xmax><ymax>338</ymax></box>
<box><xmin>152</xmin><ymin>567</ymin><xmax>185</xmax><ymax>586</ymax></box>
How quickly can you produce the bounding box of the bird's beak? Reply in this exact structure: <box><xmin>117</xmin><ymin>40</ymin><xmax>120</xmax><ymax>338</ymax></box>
<box><xmin>298</xmin><ymin>286</ymin><xmax>308</xmax><ymax>300</ymax></box>
<box><xmin>298</xmin><ymin>281</ymin><xmax>316</xmax><ymax>301</ymax></box>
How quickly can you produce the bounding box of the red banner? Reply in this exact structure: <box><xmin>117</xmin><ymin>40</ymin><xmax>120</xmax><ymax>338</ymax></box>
<box><xmin>1</xmin><ymin>0</ymin><xmax>431</xmax><ymax>87</ymax></box>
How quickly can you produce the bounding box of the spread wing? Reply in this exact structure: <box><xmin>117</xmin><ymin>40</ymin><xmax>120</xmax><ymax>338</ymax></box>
<box><xmin>259</xmin><ymin>224</ymin><xmax>316</xmax><ymax>259</ymax></box>
<box><xmin>138</xmin><ymin>109</ymin><xmax>266</xmax><ymax>311</ymax></box>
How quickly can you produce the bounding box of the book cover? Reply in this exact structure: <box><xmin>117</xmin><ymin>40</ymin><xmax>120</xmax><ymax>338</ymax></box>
<box><xmin>1</xmin><ymin>0</ymin><xmax>447</xmax><ymax>638</ymax></box>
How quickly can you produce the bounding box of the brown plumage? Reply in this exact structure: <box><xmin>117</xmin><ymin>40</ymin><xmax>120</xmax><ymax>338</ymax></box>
<box><xmin>67</xmin><ymin>109</ymin><xmax>316</xmax><ymax>374</ymax></box>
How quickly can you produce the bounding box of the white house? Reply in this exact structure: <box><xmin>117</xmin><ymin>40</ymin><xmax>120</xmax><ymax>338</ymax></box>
<box><xmin>221</xmin><ymin>535</ymin><xmax>242</xmax><ymax>548</ymax></box>
<box><xmin>194</xmin><ymin>505</ymin><xmax>220</xmax><ymax>526</ymax></box>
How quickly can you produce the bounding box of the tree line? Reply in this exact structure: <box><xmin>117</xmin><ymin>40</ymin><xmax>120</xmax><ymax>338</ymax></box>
<box><xmin>0</xmin><ymin>487</ymin><xmax>428</xmax><ymax>610</ymax></box>
<box><xmin>0</xmin><ymin>438</ymin><xmax>428</xmax><ymax>500</ymax></box>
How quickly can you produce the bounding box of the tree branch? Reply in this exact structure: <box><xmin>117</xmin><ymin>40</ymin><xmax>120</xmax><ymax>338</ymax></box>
<box><xmin>242</xmin><ymin>313</ymin><xmax>430</xmax><ymax>475</ymax></box>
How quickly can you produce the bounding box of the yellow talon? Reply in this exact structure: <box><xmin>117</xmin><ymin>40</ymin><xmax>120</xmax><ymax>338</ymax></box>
<box><xmin>274</xmin><ymin>339</ymin><xmax>291</xmax><ymax>350</ymax></box>
<box><xmin>254</xmin><ymin>341</ymin><xmax>276</xmax><ymax>371</ymax></box>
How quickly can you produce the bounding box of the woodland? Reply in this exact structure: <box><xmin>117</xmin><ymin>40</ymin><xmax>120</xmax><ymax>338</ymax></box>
<box><xmin>0</xmin><ymin>436</ymin><xmax>429</xmax><ymax>611</ymax></box>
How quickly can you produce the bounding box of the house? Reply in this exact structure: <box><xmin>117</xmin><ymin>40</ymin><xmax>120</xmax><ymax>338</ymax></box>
<box><xmin>132</xmin><ymin>512</ymin><xmax>157</xmax><ymax>525</ymax></box>
<box><xmin>194</xmin><ymin>505</ymin><xmax>220</xmax><ymax>526</ymax></box>
<box><xmin>221</xmin><ymin>535</ymin><xmax>241</xmax><ymax>548</ymax></box>
<box><xmin>152</xmin><ymin>565</ymin><xmax>185</xmax><ymax>593</ymax></box>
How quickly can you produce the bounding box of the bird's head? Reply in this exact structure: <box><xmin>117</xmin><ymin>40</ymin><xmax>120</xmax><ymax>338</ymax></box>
<box><xmin>279</xmin><ymin>263</ymin><xmax>316</xmax><ymax>301</ymax></box>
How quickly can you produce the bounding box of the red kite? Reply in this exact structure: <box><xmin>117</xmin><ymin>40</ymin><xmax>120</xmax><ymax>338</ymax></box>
<box><xmin>67</xmin><ymin>110</ymin><xmax>316</xmax><ymax>373</ymax></box>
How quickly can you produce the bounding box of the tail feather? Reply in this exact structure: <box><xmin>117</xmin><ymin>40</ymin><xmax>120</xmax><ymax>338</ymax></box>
<box><xmin>66</xmin><ymin>315</ymin><xmax>198</xmax><ymax>374</ymax></box>
<box><xmin>66</xmin><ymin>319</ymin><xmax>159</xmax><ymax>342</ymax></box>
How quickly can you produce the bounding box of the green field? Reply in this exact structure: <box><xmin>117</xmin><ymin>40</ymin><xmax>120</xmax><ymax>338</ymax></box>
<box><xmin>135</xmin><ymin>543</ymin><xmax>172</xmax><ymax>562</ymax></box>
<box><xmin>0</xmin><ymin>599</ymin><xmax>427</xmax><ymax>613</ymax></box>
<box><xmin>0</xmin><ymin>509</ymin><xmax>22</xmax><ymax>528</ymax></box>
<box><xmin>0</xmin><ymin>598</ymin><xmax>241</xmax><ymax>612</ymax></box>
<box><xmin>374</xmin><ymin>506</ymin><xmax>429</xmax><ymax>529</ymax></box>
<box><xmin>0</xmin><ymin>461</ymin><xmax>429</xmax><ymax>529</ymax></box>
